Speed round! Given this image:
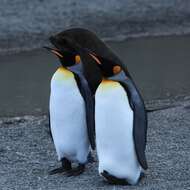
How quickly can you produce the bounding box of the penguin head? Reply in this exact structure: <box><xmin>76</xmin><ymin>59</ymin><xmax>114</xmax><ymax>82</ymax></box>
<box><xmin>44</xmin><ymin>35</ymin><xmax>81</xmax><ymax>68</ymax></box>
<box><xmin>48</xmin><ymin>36</ymin><xmax>103</xmax><ymax>94</ymax></box>
<box><xmin>89</xmin><ymin>53</ymin><xmax>125</xmax><ymax>80</ymax></box>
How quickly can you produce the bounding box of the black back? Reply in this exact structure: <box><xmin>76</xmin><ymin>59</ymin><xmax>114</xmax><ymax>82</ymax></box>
<box><xmin>73</xmin><ymin>73</ymin><xmax>96</xmax><ymax>149</ymax></box>
<box><xmin>51</xmin><ymin>30</ymin><xmax>148</xmax><ymax>169</ymax></box>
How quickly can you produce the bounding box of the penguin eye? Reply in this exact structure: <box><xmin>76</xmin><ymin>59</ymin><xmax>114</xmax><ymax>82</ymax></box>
<box><xmin>113</xmin><ymin>65</ymin><xmax>121</xmax><ymax>75</ymax></box>
<box><xmin>75</xmin><ymin>55</ymin><xmax>81</xmax><ymax>64</ymax></box>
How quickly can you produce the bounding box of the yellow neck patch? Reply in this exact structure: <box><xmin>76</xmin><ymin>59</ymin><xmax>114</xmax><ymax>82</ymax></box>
<box><xmin>99</xmin><ymin>79</ymin><xmax>120</xmax><ymax>90</ymax></box>
<box><xmin>53</xmin><ymin>66</ymin><xmax>74</xmax><ymax>81</ymax></box>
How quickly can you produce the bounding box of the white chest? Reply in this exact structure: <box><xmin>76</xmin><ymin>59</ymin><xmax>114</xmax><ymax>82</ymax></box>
<box><xmin>95</xmin><ymin>80</ymin><xmax>142</xmax><ymax>184</ymax></box>
<box><xmin>49</xmin><ymin>67</ymin><xmax>90</xmax><ymax>163</ymax></box>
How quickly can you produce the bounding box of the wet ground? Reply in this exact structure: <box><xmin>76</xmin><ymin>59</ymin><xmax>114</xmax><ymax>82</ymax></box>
<box><xmin>0</xmin><ymin>35</ymin><xmax>190</xmax><ymax>116</ymax></box>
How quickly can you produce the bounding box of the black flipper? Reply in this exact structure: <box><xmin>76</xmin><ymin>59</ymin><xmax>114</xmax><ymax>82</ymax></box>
<box><xmin>73</xmin><ymin>73</ymin><xmax>96</xmax><ymax>150</ymax></box>
<box><xmin>119</xmin><ymin>78</ymin><xmax>148</xmax><ymax>170</ymax></box>
<box><xmin>48</xmin><ymin>110</ymin><xmax>53</xmax><ymax>141</ymax></box>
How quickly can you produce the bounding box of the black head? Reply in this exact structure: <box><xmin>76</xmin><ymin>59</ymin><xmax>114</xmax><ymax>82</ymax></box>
<box><xmin>49</xmin><ymin>36</ymin><xmax>102</xmax><ymax>94</ymax></box>
<box><xmin>89</xmin><ymin>53</ymin><xmax>124</xmax><ymax>79</ymax></box>
<box><xmin>47</xmin><ymin>28</ymin><xmax>132</xmax><ymax>78</ymax></box>
<box><xmin>55</xmin><ymin>28</ymin><xmax>132</xmax><ymax>78</ymax></box>
<box><xmin>50</xmin><ymin>28</ymin><xmax>124</xmax><ymax>66</ymax></box>
<box><xmin>44</xmin><ymin>35</ymin><xmax>81</xmax><ymax>67</ymax></box>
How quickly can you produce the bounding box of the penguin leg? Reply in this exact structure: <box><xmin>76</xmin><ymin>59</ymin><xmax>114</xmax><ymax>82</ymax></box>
<box><xmin>139</xmin><ymin>172</ymin><xmax>145</xmax><ymax>181</ymax></box>
<box><xmin>66</xmin><ymin>163</ymin><xmax>85</xmax><ymax>177</ymax></box>
<box><xmin>49</xmin><ymin>158</ymin><xmax>72</xmax><ymax>175</ymax></box>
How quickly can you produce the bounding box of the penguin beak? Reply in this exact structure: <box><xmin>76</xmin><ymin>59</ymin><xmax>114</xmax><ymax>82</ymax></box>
<box><xmin>43</xmin><ymin>46</ymin><xmax>63</xmax><ymax>58</ymax></box>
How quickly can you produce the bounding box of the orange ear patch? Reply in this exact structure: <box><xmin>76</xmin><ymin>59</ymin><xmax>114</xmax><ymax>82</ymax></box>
<box><xmin>113</xmin><ymin>65</ymin><xmax>121</xmax><ymax>74</ymax></box>
<box><xmin>75</xmin><ymin>55</ymin><xmax>81</xmax><ymax>64</ymax></box>
<box><xmin>89</xmin><ymin>53</ymin><xmax>101</xmax><ymax>65</ymax></box>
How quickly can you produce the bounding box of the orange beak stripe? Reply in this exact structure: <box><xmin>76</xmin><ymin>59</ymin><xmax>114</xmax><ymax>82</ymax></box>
<box><xmin>89</xmin><ymin>53</ymin><xmax>101</xmax><ymax>65</ymax></box>
<box><xmin>51</xmin><ymin>49</ymin><xmax>63</xmax><ymax>58</ymax></box>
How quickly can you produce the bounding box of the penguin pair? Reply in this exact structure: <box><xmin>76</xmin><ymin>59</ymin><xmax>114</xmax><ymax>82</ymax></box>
<box><xmin>45</xmin><ymin>28</ymin><xmax>148</xmax><ymax>184</ymax></box>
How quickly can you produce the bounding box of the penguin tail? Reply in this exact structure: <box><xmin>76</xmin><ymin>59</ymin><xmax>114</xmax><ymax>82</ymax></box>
<box><xmin>101</xmin><ymin>170</ymin><xmax>128</xmax><ymax>185</ymax></box>
<box><xmin>146</xmin><ymin>105</ymin><xmax>179</xmax><ymax>113</ymax></box>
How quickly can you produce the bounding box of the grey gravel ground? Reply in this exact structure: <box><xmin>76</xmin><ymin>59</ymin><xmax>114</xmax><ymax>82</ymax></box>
<box><xmin>0</xmin><ymin>98</ymin><xmax>190</xmax><ymax>190</ymax></box>
<box><xmin>1</xmin><ymin>0</ymin><xmax>190</xmax><ymax>54</ymax></box>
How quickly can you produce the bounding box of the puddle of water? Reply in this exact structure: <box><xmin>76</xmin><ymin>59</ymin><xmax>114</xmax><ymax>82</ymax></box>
<box><xmin>0</xmin><ymin>35</ymin><xmax>190</xmax><ymax>116</ymax></box>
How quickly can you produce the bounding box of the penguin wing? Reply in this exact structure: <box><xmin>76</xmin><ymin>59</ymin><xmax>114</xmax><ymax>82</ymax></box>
<box><xmin>48</xmin><ymin>110</ymin><xmax>53</xmax><ymax>141</ymax></box>
<box><xmin>119</xmin><ymin>78</ymin><xmax>148</xmax><ymax>170</ymax></box>
<box><xmin>73</xmin><ymin>73</ymin><xmax>96</xmax><ymax>150</ymax></box>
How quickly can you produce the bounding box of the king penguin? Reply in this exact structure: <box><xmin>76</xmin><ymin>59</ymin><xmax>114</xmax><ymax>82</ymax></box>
<box><xmin>57</xmin><ymin>36</ymin><xmax>148</xmax><ymax>184</ymax></box>
<box><xmin>44</xmin><ymin>35</ymin><xmax>95</xmax><ymax>176</ymax></box>
<box><xmin>88</xmin><ymin>54</ymin><xmax>148</xmax><ymax>185</ymax></box>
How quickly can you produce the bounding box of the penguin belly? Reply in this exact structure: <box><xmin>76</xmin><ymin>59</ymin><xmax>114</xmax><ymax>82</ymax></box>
<box><xmin>95</xmin><ymin>80</ymin><xmax>142</xmax><ymax>185</ymax></box>
<box><xmin>49</xmin><ymin>67</ymin><xmax>90</xmax><ymax>164</ymax></box>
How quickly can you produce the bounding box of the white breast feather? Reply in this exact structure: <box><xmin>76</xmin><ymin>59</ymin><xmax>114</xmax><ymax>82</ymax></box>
<box><xmin>49</xmin><ymin>68</ymin><xmax>90</xmax><ymax>163</ymax></box>
<box><xmin>95</xmin><ymin>81</ymin><xmax>142</xmax><ymax>184</ymax></box>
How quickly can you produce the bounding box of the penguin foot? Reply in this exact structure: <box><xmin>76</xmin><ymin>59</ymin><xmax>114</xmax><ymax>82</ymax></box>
<box><xmin>66</xmin><ymin>164</ymin><xmax>85</xmax><ymax>177</ymax></box>
<box><xmin>139</xmin><ymin>172</ymin><xmax>145</xmax><ymax>180</ymax></box>
<box><xmin>87</xmin><ymin>152</ymin><xmax>94</xmax><ymax>163</ymax></box>
<box><xmin>101</xmin><ymin>170</ymin><xmax>128</xmax><ymax>185</ymax></box>
<box><xmin>49</xmin><ymin>158</ymin><xmax>72</xmax><ymax>175</ymax></box>
<box><xmin>49</xmin><ymin>167</ymin><xmax>69</xmax><ymax>175</ymax></box>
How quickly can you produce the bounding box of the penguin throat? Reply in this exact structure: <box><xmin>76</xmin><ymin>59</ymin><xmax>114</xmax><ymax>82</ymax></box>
<box><xmin>100</xmin><ymin>78</ymin><xmax>119</xmax><ymax>91</ymax></box>
<box><xmin>102</xmin><ymin>77</ymin><xmax>113</xmax><ymax>82</ymax></box>
<box><xmin>102</xmin><ymin>78</ymin><xmax>114</xmax><ymax>83</ymax></box>
<box><xmin>57</xmin><ymin>66</ymin><xmax>74</xmax><ymax>77</ymax></box>
<box><xmin>58</xmin><ymin>66</ymin><xmax>69</xmax><ymax>72</ymax></box>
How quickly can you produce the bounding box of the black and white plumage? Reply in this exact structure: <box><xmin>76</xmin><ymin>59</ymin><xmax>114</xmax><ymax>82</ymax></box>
<box><xmin>44</xmin><ymin>35</ymin><xmax>95</xmax><ymax>176</ymax></box>
<box><xmin>58</xmin><ymin>32</ymin><xmax>148</xmax><ymax>184</ymax></box>
<box><xmin>90</xmin><ymin>56</ymin><xmax>148</xmax><ymax>185</ymax></box>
